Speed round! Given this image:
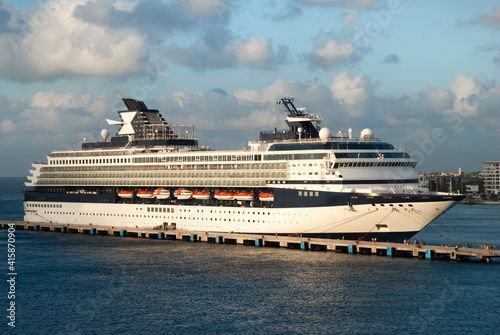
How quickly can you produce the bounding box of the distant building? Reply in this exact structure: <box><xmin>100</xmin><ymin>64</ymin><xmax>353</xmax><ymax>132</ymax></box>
<box><xmin>465</xmin><ymin>185</ymin><xmax>479</xmax><ymax>193</ymax></box>
<box><xmin>440</xmin><ymin>167</ymin><xmax>462</xmax><ymax>177</ymax></box>
<box><xmin>483</xmin><ymin>161</ymin><xmax>500</xmax><ymax>195</ymax></box>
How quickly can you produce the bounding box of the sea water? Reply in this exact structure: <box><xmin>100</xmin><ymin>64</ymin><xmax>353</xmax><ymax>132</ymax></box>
<box><xmin>1</xmin><ymin>178</ymin><xmax>499</xmax><ymax>334</ymax></box>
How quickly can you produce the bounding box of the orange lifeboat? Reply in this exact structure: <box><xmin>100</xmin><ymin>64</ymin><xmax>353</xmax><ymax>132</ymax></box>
<box><xmin>154</xmin><ymin>187</ymin><xmax>170</xmax><ymax>199</ymax></box>
<box><xmin>214</xmin><ymin>191</ymin><xmax>234</xmax><ymax>201</ymax></box>
<box><xmin>234</xmin><ymin>192</ymin><xmax>254</xmax><ymax>201</ymax></box>
<box><xmin>118</xmin><ymin>190</ymin><xmax>134</xmax><ymax>198</ymax></box>
<box><xmin>259</xmin><ymin>192</ymin><xmax>274</xmax><ymax>202</ymax></box>
<box><xmin>193</xmin><ymin>191</ymin><xmax>210</xmax><ymax>200</ymax></box>
<box><xmin>175</xmin><ymin>188</ymin><xmax>193</xmax><ymax>200</ymax></box>
<box><xmin>137</xmin><ymin>189</ymin><xmax>154</xmax><ymax>198</ymax></box>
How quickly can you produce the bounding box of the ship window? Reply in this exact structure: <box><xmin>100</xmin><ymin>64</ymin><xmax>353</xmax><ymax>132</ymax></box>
<box><xmin>298</xmin><ymin>191</ymin><xmax>302</xmax><ymax>196</ymax></box>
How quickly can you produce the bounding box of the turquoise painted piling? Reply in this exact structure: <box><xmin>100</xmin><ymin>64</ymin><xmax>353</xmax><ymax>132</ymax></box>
<box><xmin>348</xmin><ymin>244</ymin><xmax>354</xmax><ymax>254</ymax></box>
<box><xmin>90</xmin><ymin>227</ymin><xmax>94</xmax><ymax>235</ymax></box>
<box><xmin>425</xmin><ymin>249</ymin><xmax>432</xmax><ymax>260</ymax></box>
<box><xmin>120</xmin><ymin>229</ymin><xmax>124</xmax><ymax>237</ymax></box>
<box><xmin>216</xmin><ymin>235</ymin><xmax>220</xmax><ymax>244</ymax></box>
<box><xmin>387</xmin><ymin>246</ymin><xmax>394</xmax><ymax>257</ymax></box>
<box><xmin>158</xmin><ymin>232</ymin><xmax>162</xmax><ymax>240</ymax></box>
<box><xmin>61</xmin><ymin>226</ymin><xmax>65</xmax><ymax>233</ymax></box>
<box><xmin>300</xmin><ymin>241</ymin><xmax>306</xmax><ymax>250</ymax></box>
<box><xmin>34</xmin><ymin>224</ymin><xmax>38</xmax><ymax>231</ymax></box>
<box><xmin>190</xmin><ymin>233</ymin><xmax>194</xmax><ymax>242</ymax></box>
<box><xmin>255</xmin><ymin>238</ymin><xmax>260</xmax><ymax>247</ymax></box>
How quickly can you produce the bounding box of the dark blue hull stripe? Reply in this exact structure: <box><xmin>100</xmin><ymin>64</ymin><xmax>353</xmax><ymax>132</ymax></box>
<box><xmin>273</xmin><ymin>189</ymin><xmax>466</xmax><ymax>208</ymax></box>
<box><xmin>24</xmin><ymin>190</ymin><xmax>466</xmax><ymax>209</ymax></box>
<box><xmin>237</xmin><ymin>231</ymin><xmax>420</xmax><ymax>243</ymax></box>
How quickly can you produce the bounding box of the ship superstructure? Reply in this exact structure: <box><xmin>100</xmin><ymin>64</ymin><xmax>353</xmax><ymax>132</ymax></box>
<box><xmin>24</xmin><ymin>98</ymin><xmax>465</xmax><ymax>241</ymax></box>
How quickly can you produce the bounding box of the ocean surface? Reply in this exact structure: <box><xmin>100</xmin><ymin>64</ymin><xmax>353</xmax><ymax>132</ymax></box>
<box><xmin>1</xmin><ymin>177</ymin><xmax>499</xmax><ymax>334</ymax></box>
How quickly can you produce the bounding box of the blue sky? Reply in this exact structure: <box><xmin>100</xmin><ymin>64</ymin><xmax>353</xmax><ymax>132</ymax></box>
<box><xmin>1</xmin><ymin>0</ymin><xmax>500</xmax><ymax>176</ymax></box>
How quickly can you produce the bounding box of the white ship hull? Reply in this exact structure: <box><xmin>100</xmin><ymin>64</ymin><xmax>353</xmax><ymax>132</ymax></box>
<box><xmin>23</xmin><ymin>197</ymin><xmax>460</xmax><ymax>240</ymax></box>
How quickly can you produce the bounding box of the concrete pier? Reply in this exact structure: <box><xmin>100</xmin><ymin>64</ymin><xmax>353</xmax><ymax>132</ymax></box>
<box><xmin>2</xmin><ymin>219</ymin><xmax>498</xmax><ymax>263</ymax></box>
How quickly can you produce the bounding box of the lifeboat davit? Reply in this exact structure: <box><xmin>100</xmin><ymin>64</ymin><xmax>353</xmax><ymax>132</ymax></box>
<box><xmin>234</xmin><ymin>192</ymin><xmax>254</xmax><ymax>201</ymax></box>
<box><xmin>154</xmin><ymin>187</ymin><xmax>170</xmax><ymax>199</ymax></box>
<box><xmin>214</xmin><ymin>191</ymin><xmax>234</xmax><ymax>201</ymax></box>
<box><xmin>175</xmin><ymin>188</ymin><xmax>193</xmax><ymax>200</ymax></box>
<box><xmin>259</xmin><ymin>192</ymin><xmax>274</xmax><ymax>202</ymax></box>
<box><xmin>118</xmin><ymin>190</ymin><xmax>134</xmax><ymax>198</ymax></box>
<box><xmin>193</xmin><ymin>191</ymin><xmax>210</xmax><ymax>200</ymax></box>
<box><xmin>137</xmin><ymin>189</ymin><xmax>154</xmax><ymax>198</ymax></box>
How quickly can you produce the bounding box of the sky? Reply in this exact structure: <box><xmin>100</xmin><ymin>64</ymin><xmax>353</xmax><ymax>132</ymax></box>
<box><xmin>1</xmin><ymin>0</ymin><xmax>500</xmax><ymax>177</ymax></box>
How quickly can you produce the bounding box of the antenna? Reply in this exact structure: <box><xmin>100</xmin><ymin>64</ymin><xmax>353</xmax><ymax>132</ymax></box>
<box><xmin>277</xmin><ymin>97</ymin><xmax>303</xmax><ymax>116</ymax></box>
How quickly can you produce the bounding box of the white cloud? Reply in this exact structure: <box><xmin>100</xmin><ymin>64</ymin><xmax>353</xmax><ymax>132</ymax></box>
<box><xmin>0</xmin><ymin>0</ymin><xmax>240</xmax><ymax>81</ymax></box>
<box><xmin>329</xmin><ymin>72</ymin><xmax>377</xmax><ymax>117</ymax></box>
<box><xmin>449</xmin><ymin>74</ymin><xmax>478</xmax><ymax>100</ymax></box>
<box><xmin>3</xmin><ymin>73</ymin><xmax>500</xmax><ymax>175</ymax></box>
<box><xmin>234</xmin><ymin>79</ymin><xmax>310</xmax><ymax>103</ymax></box>
<box><xmin>166</xmin><ymin>33</ymin><xmax>286</xmax><ymax>70</ymax></box>
<box><xmin>233</xmin><ymin>36</ymin><xmax>276</xmax><ymax>68</ymax></box>
<box><xmin>179</xmin><ymin>0</ymin><xmax>235</xmax><ymax>20</ymax></box>
<box><xmin>0</xmin><ymin>0</ymin><xmax>148</xmax><ymax>81</ymax></box>
<box><xmin>343</xmin><ymin>9</ymin><xmax>359</xmax><ymax>28</ymax></box>
<box><xmin>0</xmin><ymin>119</ymin><xmax>14</xmax><ymax>133</ymax></box>
<box><xmin>1</xmin><ymin>91</ymin><xmax>114</xmax><ymax>135</ymax></box>
<box><xmin>112</xmin><ymin>0</ymin><xmax>139</xmax><ymax>12</ymax></box>
<box><xmin>305</xmin><ymin>38</ymin><xmax>365</xmax><ymax>69</ymax></box>
<box><xmin>316</xmin><ymin>40</ymin><xmax>353</xmax><ymax>64</ymax></box>
<box><xmin>173</xmin><ymin>91</ymin><xmax>189</xmax><ymax>109</ymax></box>
<box><xmin>448</xmin><ymin>74</ymin><xmax>492</xmax><ymax>117</ymax></box>
<box><xmin>464</xmin><ymin>6</ymin><xmax>500</xmax><ymax>29</ymax></box>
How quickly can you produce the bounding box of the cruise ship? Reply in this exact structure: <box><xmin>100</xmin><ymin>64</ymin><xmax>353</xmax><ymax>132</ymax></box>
<box><xmin>23</xmin><ymin>97</ymin><xmax>465</xmax><ymax>242</ymax></box>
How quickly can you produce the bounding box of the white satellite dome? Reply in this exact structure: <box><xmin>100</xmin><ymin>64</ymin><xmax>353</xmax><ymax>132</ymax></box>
<box><xmin>319</xmin><ymin>127</ymin><xmax>332</xmax><ymax>140</ymax></box>
<box><xmin>360</xmin><ymin>128</ymin><xmax>374</xmax><ymax>140</ymax></box>
<box><xmin>101</xmin><ymin>129</ymin><xmax>110</xmax><ymax>141</ymax></box>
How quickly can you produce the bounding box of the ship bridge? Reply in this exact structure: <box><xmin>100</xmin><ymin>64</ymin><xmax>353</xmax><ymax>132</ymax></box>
<box><xmin>260</xmin><ymin>97</ymin><xmax>322</xmax><ymax>142</ymax></box>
